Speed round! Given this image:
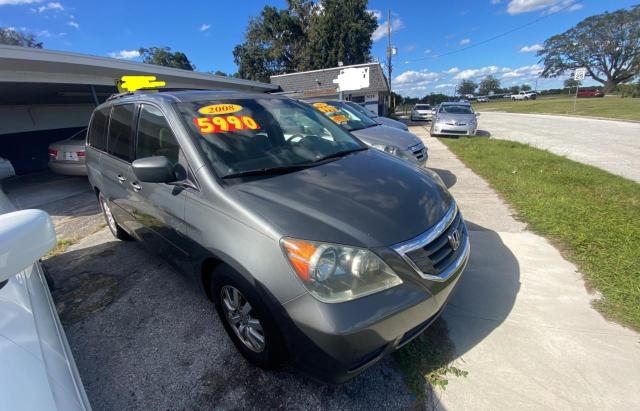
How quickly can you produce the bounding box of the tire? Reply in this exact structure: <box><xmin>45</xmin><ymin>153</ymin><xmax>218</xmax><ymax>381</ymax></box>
<box><xmin>98</xmin><ymin>192</ymin><xmax>131</xmax><ymax>240</ymax></box>
<box><xmin>211</xmin><ymin>266</ymin><xmax>284</xmax><ymax>369</ymax></box>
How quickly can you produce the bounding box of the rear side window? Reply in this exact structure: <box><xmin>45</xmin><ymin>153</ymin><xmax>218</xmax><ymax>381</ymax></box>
<box><xmin>107</xmin><ymin>104</ymin><xmax>135</xmax><ymax>162</ymax></box>
<box><xmin>136</xmin><ymin>105</ymin><xmax>180</xmax><ymax>165</ymax></box>
<box><xmin>88</xmin><ymin>107</ymin><xmax>109</xmax><ymax>151</ymax></box>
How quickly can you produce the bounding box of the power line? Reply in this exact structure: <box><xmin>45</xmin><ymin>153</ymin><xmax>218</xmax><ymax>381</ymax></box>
<box><xmin>402</xmin><ymin>0</ymin><xmax>586</xmax><ymax>64</ymax></box>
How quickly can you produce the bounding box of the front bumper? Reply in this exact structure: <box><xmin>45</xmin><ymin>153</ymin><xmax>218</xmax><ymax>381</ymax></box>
<box><xmin>411</xmin><ymin>113</ymin><xmax>432</xmax><ymax>120</ymax></box>
<box><xmin>432</xmin><ymin>123</ymin><xmax>476</xmax><ymax>136</ymax></box>
<box><xmin>280</xmin><ymin>221</ymin><xmax>469</xmax><ymax>383</ymax></box>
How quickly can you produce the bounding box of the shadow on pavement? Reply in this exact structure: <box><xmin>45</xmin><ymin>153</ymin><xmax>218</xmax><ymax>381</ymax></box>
<box><xmin>429</xmin><ymin>168</ymin><xmax>457</xmax><ymax>189</ymax></box>
<box><xmin>44</xmin><ymin>232</ymin><xmax>416</xmax><ymax>411</ymax></box>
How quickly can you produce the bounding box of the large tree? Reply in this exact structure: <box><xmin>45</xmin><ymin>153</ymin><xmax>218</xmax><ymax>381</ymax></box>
<box><xmin>457</xmin><ymin>79</ymin><xmax>477</xmax><ymax>95</ymax></box>
<box><xmin>0</xmin><ymin>27</ymin><xmax>42</xmax><ymax>48</ymax></box>
<box><xmin>305</xmin><ymin>0</ymin><xmax>377</xmax><ymax>70</ymax></box>
<box><xmin>233</xmin><ymin>0</ymin><xmax>376</xmax><ymax>81</ymax></box>
<box><xmin>537</xmin><ymin>5</ymin><xmax>640</xmax><ymax>93</ymax></box>
<box><xmin>563</xmin><ymin>78</ymin><xmax>582</xmax><ymax>89</ymax></box>
<box><xmin>139</xmin><ymin>47</ymin><xmax>195</xmax><ymax>70</ymax></box>
<box><xmin>478</xmin><ymin>75</ymin><xmax>501</xmax><ymax>95</ymax></box>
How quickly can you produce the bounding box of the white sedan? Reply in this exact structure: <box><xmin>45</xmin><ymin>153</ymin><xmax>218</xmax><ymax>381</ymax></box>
<box><xmin>0</xmin><ymin>192</ymin><xmax>91</xmax><ymax>411</ymax></box>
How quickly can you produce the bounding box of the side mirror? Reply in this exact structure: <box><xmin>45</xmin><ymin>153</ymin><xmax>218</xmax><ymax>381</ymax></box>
<box><xmin>132</xmin><ymin>156</ymin><xmax>176</xmax><ymax>183</ymax></box>
<box><xmin>475</xmin><ymin>113</ymin><xmax>480</xmax><ymax>117</ymax></box>
<box><xmin>0</xmin><ymin>209</ymin><xmax>56</xmax><ymax>283</ymax></box>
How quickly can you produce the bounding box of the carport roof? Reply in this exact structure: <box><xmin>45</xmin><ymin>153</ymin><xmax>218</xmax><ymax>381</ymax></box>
<box><xmin>0</xmin><ymin>45</ymin><xmax>278</xmax><ymax>93</ymax></box>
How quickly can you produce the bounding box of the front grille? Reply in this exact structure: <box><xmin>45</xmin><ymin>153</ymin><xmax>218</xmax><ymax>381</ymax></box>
<box><xmin>405</xmin><ymin>211</ymin><xmax>465</xmax><ymax>275</ymax></box>
<box><xmin>410</xmin><ymin>143</ymin><xmax>427</xmax><ymax>161</ymax></box>
<box><xmin>441</xmin><ymin>129</ymin><xmax>467</xmax><ymax>134</ymax></box>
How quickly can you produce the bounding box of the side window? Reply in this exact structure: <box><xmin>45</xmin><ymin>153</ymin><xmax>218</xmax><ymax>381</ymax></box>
<box><xmin>88</xmin><ymin>106</ymin><xmax>109</xmax><ymax>151</ymax></box>
<box><xmin>107</xmin><ymin>104</ymin><xmax>135</xmax><ymax>162</ymax></box>
<box><xmin>136</xmin><ymin>104</ymin><xmax>180</xmax><ymax>165</ymax></box>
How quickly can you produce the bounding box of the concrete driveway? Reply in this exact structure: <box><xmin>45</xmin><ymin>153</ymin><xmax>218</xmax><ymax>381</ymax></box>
<box><xmin>476</xmin><ymin>111</ymin><xmax>640</xmax><ymax>182</ymax></box>
<box><xmin>410</xmin><ymin>126</ymin><xmax>640</xmax><ymax>410</ymax></box>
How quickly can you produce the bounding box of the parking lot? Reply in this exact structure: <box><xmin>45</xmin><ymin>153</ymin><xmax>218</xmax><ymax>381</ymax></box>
<box><xmin>4</xmin><ymin>116</ymin><xmax>638</xmax><ymax>410</ymax></box>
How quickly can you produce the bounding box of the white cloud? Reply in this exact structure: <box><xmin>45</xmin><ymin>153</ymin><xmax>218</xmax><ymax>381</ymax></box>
<box><xmin>424</xmin><ymin>49</ymin><xmax>431</xmax><ymax>54</ymax></box>
<box><xmin>519</xmin><ymin>43</ymin><xmax>543</xmax><ymax>53</ymax></box>
<box><xmin>368</xmin><ymin>9</ymin><xmax>382</xmax><ymax>20</ymax></box>
<box><xmin>199</xmin><ymin>23</ymin><xmax>210</xmax><ymax>31</ymax></box>
<box><xmin>459</xmin><ymin>38</ymin><xmax>471</xmax><ymax>46</ymax></box>
<box><xmin>435</xmin><ymin>83</ymin><xmax>456</xmax><ymax>89</ymax></box>
<box><xmin>447</xmin><ymin>67</ymin><xmax>460</xmax><ymax>74</ymax></box>
<box><xmin>405</xmin><ymin>44</ymin><xmax>416</xmax><ymax>52</ymax></box>
<box><xmin>37</xmin><ymin>1</ymin><xmax>62</xmax><ymax>12</ymax></box>
<box><xmin>454</xmin><ymin>65</ymin><xmax>502</xmax><ymax>80</ymax></box>
<box><xmin>67</xmin><ymin>20</ymin><xmax>78</xmax><ymax>28</ymax></box>
<box><xmin>491</xmin><ymin>0</ymin><xmax>502</xmax><ymax>4</ymax></box>
<box><xmin>506</xmin><ymin>0</ymin><xmax>582</xmax><ymax>15</ymax></box>
<box><xmin>501</xmin><ymin>64</ymin><xmax>543</xmax><ymax>79</ymax></box>
<box><xmin>108</xmin><ymin>49</ymin><xmax>140</xmax><ymax>60</ymax></box>
<box><xmin>36</xmin><ymin>29</ymin><xmax>50</xmax><ymax>37</ymax></box>
<box><xmin>394</xmin><ymin>70</ymin><xmax>443</xmax><ymax>85</ymax></box>
<box><xmin>372</xmin><ymin>16</ymin><xmax>404</xmax><ymax>42</ymax></box>
<box><xmin>0</xmin><ymin>0</ymin><xmax>41</xmax><ymax>5</ymax></box>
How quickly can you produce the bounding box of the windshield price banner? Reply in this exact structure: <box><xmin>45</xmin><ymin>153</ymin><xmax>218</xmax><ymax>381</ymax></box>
<box><xmin>194</xmin><ymin>116</ymin><xmax>260</xmax><ymax>133</ymax></box>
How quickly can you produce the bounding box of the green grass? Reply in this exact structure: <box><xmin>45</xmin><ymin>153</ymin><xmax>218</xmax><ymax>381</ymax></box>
<box><xmin>394</xmin><ymin>318</ymin><xmax>468</xmax><ymax>404</ymax></box>
<box><xmin>441</xmin><ymin>138</ymin><xmax>640</xmax><ymax>330</ymax></box>
<box><xmin>472</xmin><ymin>95</ymin><xmax>640</xmax><ymax>121</ymax></box>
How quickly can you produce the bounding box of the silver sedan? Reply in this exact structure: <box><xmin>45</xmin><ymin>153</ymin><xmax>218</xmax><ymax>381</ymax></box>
<box><xmin>48</xmin><ymin>129</ymin><xmax>87</xmax><ymax>176</ymax></box>
<box><xmin>430</xmin><ymin>103</ymin><xmax>478</xmax><ymax>137</ymax></box>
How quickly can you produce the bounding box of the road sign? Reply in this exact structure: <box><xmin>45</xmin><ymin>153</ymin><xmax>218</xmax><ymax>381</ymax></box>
<box><xmin>574</xmin><ymin>68</ymin><xmax>587</xmax><ymax>81</ymax></box>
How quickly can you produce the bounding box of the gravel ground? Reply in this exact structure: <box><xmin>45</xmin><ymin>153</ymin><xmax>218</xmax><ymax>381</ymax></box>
<box><xmin>44</xmin><ymin>228</ymin><xmax>417</xmax><ymax>410</ymax></box>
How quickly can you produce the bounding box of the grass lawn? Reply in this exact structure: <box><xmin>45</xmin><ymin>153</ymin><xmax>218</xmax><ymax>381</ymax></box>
<box><xmin>472</xmin><ymin>95</ymin><xmax>640</xmax><ymax>121</ymax></box>
<box><xmin>441</xmin><ymin>138</ymin><xmax>640</xmax><ymax>330</ymax></box>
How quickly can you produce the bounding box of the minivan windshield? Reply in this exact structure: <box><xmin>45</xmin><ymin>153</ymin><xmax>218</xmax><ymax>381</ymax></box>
<box><xmin>439</xmin><ymin>105</ymin><xmax>474</xmax><ymax>114</ymax></box>
<box><xmin>176</xmin><ymin>98</ymin><xmax>366</xmax><ymax>179</ymax></box>
<box><xmin>308</xmin><ymin>101</ymin><xmax>378</xmax><ymax>132</ymax></box>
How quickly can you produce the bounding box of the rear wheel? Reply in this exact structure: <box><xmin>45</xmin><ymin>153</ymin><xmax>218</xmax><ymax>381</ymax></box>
<box><xmin>212</xmin><ymin>267</ymin><xmax>283</xmax><ymax>369</ymax></box>
<box><xmin>98</xmin><ymin>192</ymin><xmax>131</xmax><ymax>240</ymax></box>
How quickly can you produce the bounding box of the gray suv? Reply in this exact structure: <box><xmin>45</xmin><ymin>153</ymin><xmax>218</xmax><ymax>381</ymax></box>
<box><xmin>86</xmin><ymin>90</ymin><xmax>469</xmax><ymax>383</ymax></box>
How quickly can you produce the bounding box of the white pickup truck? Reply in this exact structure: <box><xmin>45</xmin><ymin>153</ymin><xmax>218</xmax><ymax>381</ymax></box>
<box><xmin>511</xmin><ymin>91</ymin><xmax>537</xmax><ymax>101</ymax></box>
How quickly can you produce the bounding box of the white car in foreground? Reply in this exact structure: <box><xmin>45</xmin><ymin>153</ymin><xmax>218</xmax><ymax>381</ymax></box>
<box><xmin>0</xmin><ymin>192</ymin><xmax>91</xmax><ymax>411</ymax></box>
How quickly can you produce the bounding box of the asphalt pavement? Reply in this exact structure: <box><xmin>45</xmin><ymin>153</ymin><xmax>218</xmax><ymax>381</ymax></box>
<box><xmin>475</xmin><ymin>111</ymin><xmax>640</xmax><ymax>182</ymax></box>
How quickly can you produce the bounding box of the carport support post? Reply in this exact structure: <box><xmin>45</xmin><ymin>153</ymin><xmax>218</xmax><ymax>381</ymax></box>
<box><xmin>573</xmin><ymin>84</ymin><xmax>579</xmax><ymax>112</ymax></box>
<box><xmin>90</xmin><ymin>85</ymin><xmax>99</xmax><ymax>106</ymax></box>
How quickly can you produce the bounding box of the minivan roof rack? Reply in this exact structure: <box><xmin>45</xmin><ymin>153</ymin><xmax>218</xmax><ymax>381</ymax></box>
<box><xmin>106</xmin><ymin>87</ymin><xmax>208</xmax><ymax>102</ymax></box>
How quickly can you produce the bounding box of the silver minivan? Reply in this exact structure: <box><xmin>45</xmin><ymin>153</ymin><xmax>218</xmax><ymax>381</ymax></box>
<box><xmin>86</xmin><ymin>90</ymin><xmax>469</xmax><ymax>383</ymax></box>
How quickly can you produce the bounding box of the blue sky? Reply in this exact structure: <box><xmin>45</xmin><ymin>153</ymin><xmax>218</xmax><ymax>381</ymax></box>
<box><xmin>1</xmin><ymin>0</ymin><xmax>636</xmax><ymax>97</ymax></box>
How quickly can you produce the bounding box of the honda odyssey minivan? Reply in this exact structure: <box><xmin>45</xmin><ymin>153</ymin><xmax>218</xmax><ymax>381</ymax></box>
<box><xmin>86</xmin><ymin>90</ymin><xmax>469</xmax><ymax>383</ymax></box>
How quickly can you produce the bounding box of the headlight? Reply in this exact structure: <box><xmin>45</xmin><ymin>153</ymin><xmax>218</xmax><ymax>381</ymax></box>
<box><xmin>370</xmin><ymin>144</ymin><xmax>415</xmax><ymax>162</ymax></box>
<box><xmin>281</xmin><ymin>238</ymin><xmax>403</xmax><ymax>303</ymax></box>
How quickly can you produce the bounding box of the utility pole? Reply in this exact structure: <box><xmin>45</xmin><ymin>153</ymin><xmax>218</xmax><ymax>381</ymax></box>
<box><xmin>386</xmin><ymin>9</ymin><xmax>393</xmax><ymax>114</ymax></box>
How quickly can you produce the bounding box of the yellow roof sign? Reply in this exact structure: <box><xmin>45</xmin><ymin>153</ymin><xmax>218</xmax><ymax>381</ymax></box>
<box><xmin>117</xmin><ymin>75</ymin><xmax>166</xmax><ymax>92</ymax></box>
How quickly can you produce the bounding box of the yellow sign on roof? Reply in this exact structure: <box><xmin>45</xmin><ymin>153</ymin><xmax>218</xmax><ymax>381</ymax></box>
<box><xmin>117</xmin><ymin>75</ymin><xmax>166</xmax><ymax>92</ymax></box>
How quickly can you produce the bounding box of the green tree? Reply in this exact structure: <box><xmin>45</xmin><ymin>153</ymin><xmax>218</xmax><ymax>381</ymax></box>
<box><xmin>509</xmin><ymin>85</ymin><xmax>521</xmax><ymax>94</ymax></box>
<box><xmin>537</xmin><ymin>5</ymin><xmax>640</xmax><ymax>93</ymax></box>
<box><xmin>0</xmin><ymin>27</ymin><xmax>42</xmax><ymax>48</ymax></box>
<box><xmin>305</xmin><ymin>0</ymin><xmax>377</xmax><ymax>70</ymax></box>
<box><xmin>520</xmin><ymin>84</ymin><xmax>532</xmax><ymax>92</ymax></box>
<box><xmin>138</xmin><ymin>47</ymin><xmax>195</xmax><ymax>70</ymax></box>
<box><xmin>478</xmin><ymin>75</ymin><xmax>501</xmax><ymax>95</ymax></box>
<box><xmin>563</xmin><ymin>78</ymin><xmax>582</xmax><ymax>89</ymax></box>
<box><xmin>457</xmin><ymin>79</ymin><xmax>477</xmax><ymax>96</ymax></box>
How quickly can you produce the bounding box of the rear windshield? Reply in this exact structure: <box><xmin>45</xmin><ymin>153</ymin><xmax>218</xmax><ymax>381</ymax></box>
<box><xmin>309</xmin><ymin>101</ymin><xmax>378</xmax><ymax>132</ymax></box>
<box><xmin>345</xmin><ymin>102</ymin><xmax>377</xmax><ymax>118</ymax></box>
<box><xmin>69</xmin><ymin>129</ymin><xmax>87</xmax><ymax>140</ymax></box>
<box><xmin>176</xmin><ymin>98</ymin><xmax>364</xmax><ymax>178</ymax></box>
<box><xmin>414</xmin><ymin>105</ymin><xmax>431</xmax><ymax>110</ymax></box>
<box><xmin>439</xmin><ymin>105</ymin><xmax>473</xmax><ymax>114</ymax></box>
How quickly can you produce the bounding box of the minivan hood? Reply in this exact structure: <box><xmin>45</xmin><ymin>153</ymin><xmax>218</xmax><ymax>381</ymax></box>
<box><xmin>351</xmin><ymin>125</ymin><xmax>421</xmax><ymax>149</ymax></box>
<box><xmin>375</xmin><ymin>116</ymin><xmax>408</xmax><ymax>130</ymax></box>
<box><xmin>228</xmin><ymin>149</ymin><xmax>452</xmax><ymax>247</ymax></box>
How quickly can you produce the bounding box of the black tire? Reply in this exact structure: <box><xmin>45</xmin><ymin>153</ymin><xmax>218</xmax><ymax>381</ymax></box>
<box><xmin>211</xmin><ymin>266</ymin><xmax>284</xmax><ymax>369</ymax></box>
<box><xmin>98</xmin><ymin>192</ymin><xmax>131</xmax><ymax>240</ymax></box>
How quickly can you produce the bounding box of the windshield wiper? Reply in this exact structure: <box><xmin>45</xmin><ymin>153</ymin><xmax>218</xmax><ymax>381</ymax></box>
<box><xmin>312</xmin><ymin>146</ymin><xmax>368</xmax><ymax>162</ymax></box>
<box><xmin>221</xmin><ymin>164</ymin><xmax>312</xmax><ymax>179</ymax></box>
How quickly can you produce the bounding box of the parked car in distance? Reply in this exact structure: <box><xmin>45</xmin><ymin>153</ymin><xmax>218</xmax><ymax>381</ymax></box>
<box><xmin>431</xmin><ymin>102</ymin><xmax>478</xmax><ymax>137</ymax></box>
<box><xmin>0</xmin><ymin>156</ymin><xmax>15</xmax><ymax>180</ymax></box>
<box><xmin>86</xmin><ymin>89</ymin><xmax>469</xmax><ymax>383</ymax></box>
<box><xmin>410</xmin><ymin>104</ymin><xmax>433</xmax><ymax>121</ymax></box>
<box><xmin>48</xmin><ymin>128</ymin><xmax>88</xmax><ymax>176</ymax></box>
<box><xmin>344</xmin><ymin>101</ymin><xmax>409</xmax><ymax>131</ymax></box>
<box><xmin>307</xmin><ymin>99</ymin><xmax>427</xmax><ymax>165</ymax></box>
<box><xmin>577</xmin><ymin>88</ymin><xmax>604</xmax><ymax>98</ymax></box>
<box><xmin>477</xmin><ymin>96</ymin><xmax>490</xmax><ymax>102</ymax></box>
<box><xmin>0</xmin><ymin>193</ymin><xmax>91</xmax><ymax>411</ymax></box>
<box><xmin>511</xmin><ymin>91</ymin><xmax>537</xmax><ymax>100</ymax></box>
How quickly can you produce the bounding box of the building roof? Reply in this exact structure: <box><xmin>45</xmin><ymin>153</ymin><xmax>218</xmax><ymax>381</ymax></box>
<box><xmin>0</xmin><ymin>45</ymin><xmax>277</xmax><ymax>92</ymax></box>
<box><xmin>270</xmin><ymin>62</ymin><xmax>389</xmax><ymax>97</ymax></box>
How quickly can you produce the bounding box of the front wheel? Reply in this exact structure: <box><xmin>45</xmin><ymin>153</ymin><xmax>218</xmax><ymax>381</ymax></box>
<box><xmin>212</xmin><ymin>267</ymin><xmax>284</xmax><ymax>369</ymax></box>
<box><xmin>98</xmin><ymin>192</ymin><xmax>131</xmax><ymax>240</ymax></box>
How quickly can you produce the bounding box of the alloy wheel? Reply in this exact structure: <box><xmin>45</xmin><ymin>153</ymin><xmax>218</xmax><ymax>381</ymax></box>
<box><xmin>100</xmin><ymin>194</ymin><xmax>118</xmax><ymax>234</ymax></box>
<box><xmin>220</xmin><ymin>285</ymin><xmax>265</xmax><ymax>352</ymax></box>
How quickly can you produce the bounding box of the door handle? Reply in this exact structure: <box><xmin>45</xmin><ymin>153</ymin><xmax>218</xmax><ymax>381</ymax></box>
<box><xmin>116</xmin><ymin>175</ymin><xmax>127</xmax><ymax>184</ymax></box>
<box><xmin>130</xmin><ymin>182</ymin><xmax>142</xmax><ymax>192</ymax></box>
